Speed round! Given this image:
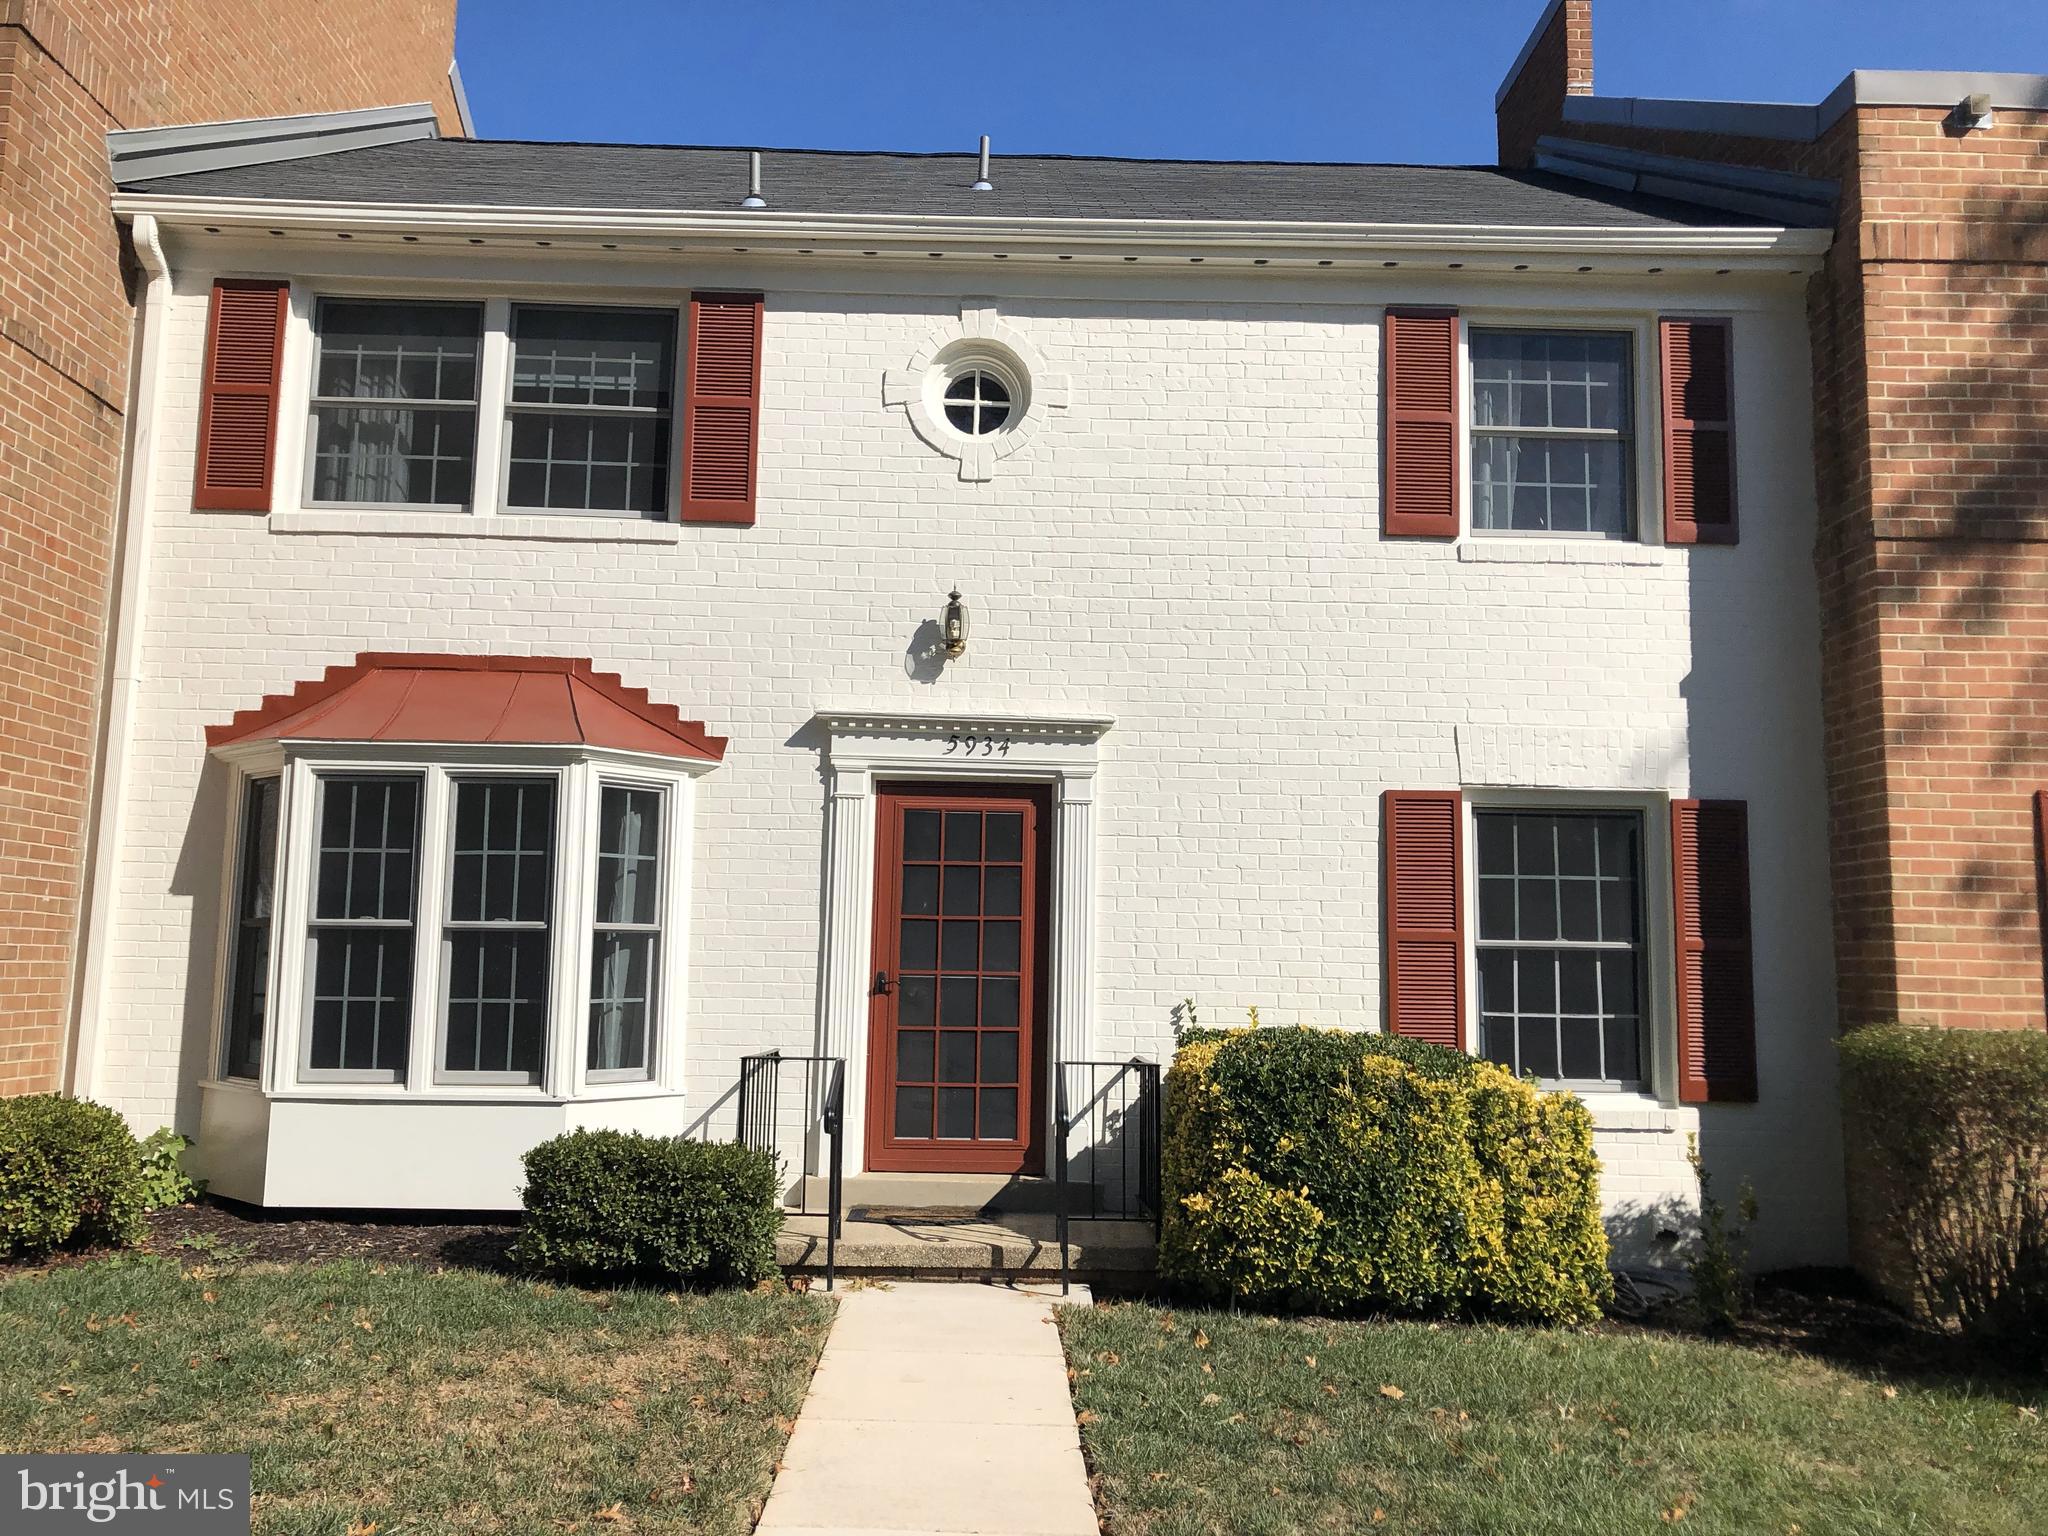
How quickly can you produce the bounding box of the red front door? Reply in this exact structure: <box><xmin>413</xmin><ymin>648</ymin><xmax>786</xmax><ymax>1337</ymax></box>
<box><xmin>867</xmin><ymin>784</ymin><xmax>1047</xmax><ymax>1174</ymax></box>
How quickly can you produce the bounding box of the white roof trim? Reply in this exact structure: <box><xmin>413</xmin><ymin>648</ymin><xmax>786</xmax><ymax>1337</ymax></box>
<box><xmin>109</xmin><ymin>192</ymin><xmax>1834</xmax><ymax>264</ymax></box>
<box><xmin>448</xmin><ymin>61</ymin><xmax>478</xmax><ymax>139</ymax></box>
<box><xmin>1563</xmin><ymin>69</ymin><xmax>2048</xmax><ymax>146</ymax></box>
<box><xmin>108</xmin><ymin>103</ymin><xmax>441</xmax><ymax>184</ymax></box>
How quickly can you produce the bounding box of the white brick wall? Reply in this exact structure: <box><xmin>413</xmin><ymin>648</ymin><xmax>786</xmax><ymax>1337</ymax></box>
<box><xmin>92</xmin><ymin>244</ymin><xmax>1842</xmax><ymax>1267</ymax></box>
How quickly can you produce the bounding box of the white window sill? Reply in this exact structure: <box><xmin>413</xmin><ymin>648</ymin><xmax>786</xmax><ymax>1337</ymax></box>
<box><xmin>1579</xmin><ymin>1093</ymin><xmax>1698</xmax><ymax>1132</ymax></box>
<box><xmin>203</xmin><ymin>1078</ymin><xmax>682</xmax><ymax>1106</ymax></box>
<box><xmin>268</xmin><ymin>509</ymin><xmax>683</xmax><ymax>544</ymax></box>
<box><xmin>1457</xmin><ymin>539</ymin><xmax>1676</xmax><ymax>567</ymax></box>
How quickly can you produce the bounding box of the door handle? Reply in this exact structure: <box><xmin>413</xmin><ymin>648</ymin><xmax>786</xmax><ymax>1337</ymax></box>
<box><xmin>874</xmin><ymin>970</ymin><xmax>893</xmax><ymax>996</ymax></box>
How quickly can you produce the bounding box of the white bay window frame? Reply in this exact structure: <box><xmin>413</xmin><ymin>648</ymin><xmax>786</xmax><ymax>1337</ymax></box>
<box><xmin>207</xmin><ymin>740</ymin><xmax>700</xmax><ymax>1103</ymax></box>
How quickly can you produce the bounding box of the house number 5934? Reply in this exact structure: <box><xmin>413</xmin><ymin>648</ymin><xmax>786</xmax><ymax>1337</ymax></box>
<box><xmin>944</xmin><ymin>734</ymin><xmax>1012</xmax><ymax>757</ymax></box>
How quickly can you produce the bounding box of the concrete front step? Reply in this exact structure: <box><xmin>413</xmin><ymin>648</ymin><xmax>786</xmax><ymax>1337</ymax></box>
<box><xmin>777</xmin><ymin>1210</ymin><xmax>1155</xmax><ymax>1280</ymax></box>
<box><xmin>797</xmin><ymin>1171</ymin><xmax>1071</xmax><ymax>1216</ymax></box>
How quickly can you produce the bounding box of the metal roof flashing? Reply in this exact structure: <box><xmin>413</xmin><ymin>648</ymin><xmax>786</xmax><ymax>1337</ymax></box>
<box><xmin>106</xmin><ymin>102</ymin><xmax>441</xmax><ymax>185</ymax></box>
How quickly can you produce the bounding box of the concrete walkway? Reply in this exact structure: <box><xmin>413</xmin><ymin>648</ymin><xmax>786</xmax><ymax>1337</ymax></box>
<box><xmin>756</xmin><ymin>1282</ymin><xmax>1099</xmax><ymax>1536</ymax></box>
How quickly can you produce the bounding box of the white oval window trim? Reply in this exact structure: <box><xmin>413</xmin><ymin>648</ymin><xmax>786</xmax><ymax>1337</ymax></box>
<box><xmin>883</xmin><ymin>301</ymin><xmax>1070</xmax><ymax>482</ymax></box>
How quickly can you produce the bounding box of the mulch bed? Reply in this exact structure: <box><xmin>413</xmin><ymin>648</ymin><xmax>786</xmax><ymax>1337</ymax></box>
<box><xmin>0</xmin><ymin>1198</ymin><xmax>521</xmax><ymax>1278</ymax></box>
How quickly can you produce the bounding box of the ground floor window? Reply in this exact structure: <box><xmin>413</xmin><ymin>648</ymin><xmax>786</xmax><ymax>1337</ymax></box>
<box><xmin>1475</xmin><ymin>808</ymin><xmax>1645</xmax><ymax>1088</ymax></box>
<box><xmin>219</xmin><ymin>755</ymin><xmax>693</xmax><ymax>1097</ymax></box>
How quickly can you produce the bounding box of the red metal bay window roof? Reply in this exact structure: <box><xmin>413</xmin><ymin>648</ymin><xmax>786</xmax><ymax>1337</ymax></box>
<box><xmin>206</xmin><ymin>654</ymin><xmax>727</xmax><ymax>764</ymax></box>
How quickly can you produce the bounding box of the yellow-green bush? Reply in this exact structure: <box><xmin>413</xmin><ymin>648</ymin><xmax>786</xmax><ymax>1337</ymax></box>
<box><xmin>1161</xmin><ymin>1027</ymin><xmax>1609</xmax><ymax>1322</ymax></box>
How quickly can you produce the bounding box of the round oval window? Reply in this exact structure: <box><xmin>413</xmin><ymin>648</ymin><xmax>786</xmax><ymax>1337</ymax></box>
<box><xmin>942</xmin><ymin>368</ymin><xmax>1013</xmax><ymax>436</ymax></box>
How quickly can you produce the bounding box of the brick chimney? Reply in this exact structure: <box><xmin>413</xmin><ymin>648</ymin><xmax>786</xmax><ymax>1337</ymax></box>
<box><xmin>1496</xmin><ymin>0</ymin><xmax>1594</xmax><ymax>168</ymax></box>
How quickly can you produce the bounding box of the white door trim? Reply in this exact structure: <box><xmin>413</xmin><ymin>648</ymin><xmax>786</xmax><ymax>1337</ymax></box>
<box><xmin>813</xmin><ymin>710</ymin><xmax>1112</xmax><ymax>1168</ymax></box>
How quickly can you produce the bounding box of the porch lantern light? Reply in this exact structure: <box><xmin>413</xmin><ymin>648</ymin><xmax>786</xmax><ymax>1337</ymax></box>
<box><xmin>943</xmin><ymin>589</ymin><xmax>969</xmax><ymax>659</ymax></box>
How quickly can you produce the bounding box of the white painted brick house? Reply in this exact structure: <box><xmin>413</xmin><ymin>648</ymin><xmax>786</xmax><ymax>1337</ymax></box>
<box><xmin>80</xmin><ymin>104</ymin><xmax>1842</xmax><ymax>1268</ymax></box>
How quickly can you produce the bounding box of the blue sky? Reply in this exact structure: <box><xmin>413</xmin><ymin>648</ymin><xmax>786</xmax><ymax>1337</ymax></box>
<box><xmin>456</xmin><ymin>1</ymin><xmax>2046</xmax><ymax>164</ymax></box>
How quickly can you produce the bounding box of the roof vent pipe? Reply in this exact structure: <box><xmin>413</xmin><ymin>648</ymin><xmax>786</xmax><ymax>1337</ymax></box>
<box><xmin>971</xmin><ymin>135</ymin><xmax>993</xmax><ymax>192</ymax></box>
<box><xmin>740</xmin><ymin>150</ymin><xmax>767</xmax><ymax>209</ymax></box>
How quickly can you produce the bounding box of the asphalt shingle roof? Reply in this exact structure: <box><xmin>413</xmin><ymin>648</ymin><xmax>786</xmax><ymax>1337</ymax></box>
<box><xmin>119</xmin><ymin>138</ymin><xmax>1786</xmax><ymax>228</ymax></box>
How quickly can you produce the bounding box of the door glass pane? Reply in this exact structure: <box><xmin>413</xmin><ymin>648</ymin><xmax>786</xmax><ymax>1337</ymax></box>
<box><xmin>903</xmin><ymin>810</ymin><xmax>942</xmax><ymax>860</ymax></box>
<box><xmin>985</xmin><ymin>813</ymin><xmax>1023</xmax><ymax>861</ymax></box>
<box><xmin>983</xmin><ymin>867</ymin><xmax>1022</xmax><ymax>916</ymax></box>
<box><xmin>981</xmin><ymin>977</ymin><xmax>1019</xmax><ymax>1030</ymax></box>
<box><xmin>896</xmin><ymin>1030</ymin><xmax>934</xmax><ymax>1082</ymax></box>
<box><xmin>895</xmin><ymin>1086</ymin><xmax>932</xmax><ymax>1138</ymax></box>
<box><xmin>941</xmin><ymin>920</ymin><xmax>978</xmax><ymax>969</ymax></box>
<box><xmin>982</xmin><ymin>1030</ymin><xmax>1018</xmax><ymax>1085</ymax></box>
<box><xmin>898</xmin><ymin>974</ymin><xmax>935</xmax><ymax>1028</ymax></box>
<box><xmin>941</xmin><ymin>867</ymin><xmax>981</xmax><ymax>915</ymax></box>
<box><xmin>983</xmin><ymin>921</ymin><xmax>1021</xmax><ymax>973</ymax></box>
<box><xmin>937</xmin><ymin>1088</ymin><xmax>976</xmax><ymax>1139</ymax></box>
<box><xmin>943</xmin><ymin>812</ymin><xmax>982</xmax><ymax>861</ymax></box>
<box><xmin>940</xmin><ymin>976</ymin><xmax>978</xmax><ymax>1028</ymax></box>
<box><xmin>900</xmin><ymin>920</ymin><xmax>938</xmax><ymax>969</ymax></box>
<box><xmin>980</xmin><ymin>1088</ymin><xmax>1017</xmax><ymax>1141</ymax></box>
<box><xmin>939</xmin><ymin>1031</ymin><xmax>977</xmax><ymax>1083</ymax></box>
<box><xmin>902</xmin><ymin>865</ymin><xmax>940</xmax><ymax>916</ymax></box>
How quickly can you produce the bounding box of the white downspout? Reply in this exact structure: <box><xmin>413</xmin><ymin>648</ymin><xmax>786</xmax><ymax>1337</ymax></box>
<box><xmin>68</xmin><ymin>212</ymin><xmax>171</xmax><ymax>1101</ymax></box>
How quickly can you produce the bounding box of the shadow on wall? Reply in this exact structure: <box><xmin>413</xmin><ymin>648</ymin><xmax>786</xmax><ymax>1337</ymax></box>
<box><xmin>166</xmin><ymin>754</ymin><xmax>234</xmax><ymax>1134</ymax></box>
<box><xmin>1679</xmin><ymin>314</ymin><xmax>1845</xmax><ymax>1269</ymax></box>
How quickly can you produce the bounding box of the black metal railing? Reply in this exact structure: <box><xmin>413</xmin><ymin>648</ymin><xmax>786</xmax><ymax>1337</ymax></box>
<box><xmin>736</xmin><ymin>1051</ymin><xmax>845</xmax><ymax>1290</ymax></box>
<box><xmin>1054</xmin><ymin>1056</ymin><xmax>1162</xmax><ymax>1295</ymax></box>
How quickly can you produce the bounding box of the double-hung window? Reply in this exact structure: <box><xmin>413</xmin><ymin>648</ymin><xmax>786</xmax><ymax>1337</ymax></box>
<box><xmin>442</xmin><ymin>777</ymin><xmax>557</xmax><ymax>1084</ymax></box>
<box><xmin>588</xmin><ymin>785</ymin><xmax>664</xmax><ymax>1081</ymax></box>
<box><xmin>1475</xmin><ymin>809</ymin><xmax>1645</xmax><ymax>1088</ymax></box>
<box><xmin>309</xmin><ymin>301</ymin><xmax>482</xmax><ymax>509</ymax></box>
<box><xmin>1471</xmin><ymin>330</ymin><xmax>1634</xmax><ymax>539</ymax></box>
<box><xmin>305</xmin><ymin>776</ymin><xmax>421</xmax><ymax>1081</ymax></box>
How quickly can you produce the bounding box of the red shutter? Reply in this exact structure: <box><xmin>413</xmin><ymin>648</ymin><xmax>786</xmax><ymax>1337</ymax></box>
<box><xmin>1671</xmin><ymin>799</ymin><xmax>1757</xmax><ymax>1103</ymax></box>
<box><xmin>1382</xmin><ymin>308</ymin><xmax>1461</xmax><ymax>538</ymax></box>
<box><xmin>681</xmin><ymin>292</ymin><xmax>764</xmax><ymax>524</ymax></box>
<box><xmin>194</xmin><ymin>279</ymin><xmax>288</xmax><ymax>512</ymax></box>
<box><xmin>1660</xmin><ymin>317</ymin><xmax>1737</xmax><ymax>545</ymax></box>
<box><xmin>1383</xmin><ymin>790</ymin><xmax>1465</xmax><ymax>1048</ymax></box>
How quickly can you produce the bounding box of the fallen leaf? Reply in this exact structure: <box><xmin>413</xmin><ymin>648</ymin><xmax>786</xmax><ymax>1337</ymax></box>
<box><xmin>593</xmin><ymin>1502</ymin><xmax>627</xmax><ymax>1524</ymax></box>
<box><xmin>1379</xmin><ymin>1384</ymin><xmax>1405</xmax><ymax>1401</ymax></box>
<box><xmin>1303</xmin><ymin>1354</ymin><xmax>1317</xmax><ymax>1368</ymax></box>
<box><xmin>85</xmin><ymin>1317</ymin><xmax>102</xmax><ymax>1333</ymax></box>
<box><xmin>202</xmin><ymin>1291</ymin><xmax>218</xmax><ymax>1305</ymax></box>
<box><xmin>1371</xmin><ymin>1511</ymin><xmax>1387</xmax><ymax>1525</ymax></box>
<box><xmin>1192</xmin><ymin>1330</ymin><xmax>1210</xmax><ymax>1350</ymax></box>
<box><xmin>1076</xmin><ymin>1409</ymin><xmax>1097</xmax><ymax>1426</ymax></box>
<box><xmin>1323</xmin><ymin>1384</ymin><xmax>1340</xmax><ymax>1397</ymax></box>
<box><xmin>1149</xmin><ymin>1471</ymin><xmax>1169</xmax><ymax>1483</ymax></box>
<box><xmin>345</xmin><ymin>1522</ymin><xmax>380</xmax><ymax>1536</ymax></box>
<box><xmin>1200</xmin><ymin>1362</ymin><xmax>1213</xmax><ymax>1375</ymax></box>
<box><xmin>1880</xmin><ymin>1385</ymin><xmax>1899</xmax><ymax>1400</ymax></box>
<box><xmin>1201</xmin><ymin>1392</ymin><xmax>1222</xmax><ymax>1406</ymax></box>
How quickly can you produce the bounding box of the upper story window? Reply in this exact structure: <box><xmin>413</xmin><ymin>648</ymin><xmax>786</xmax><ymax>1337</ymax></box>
<box><xmin>305</xmin><ymin>300</ymin><xmax>680</xmax><ymax>521</ymax></box>
<box><xmin>1470</xmin><ymin>330</ymin><xmax>1634</xmax><ymax>541</ymax></box>
<box><xmin>507</xmin><ymin>306</ymin><xmax>677</xmax><ymax>516</ymax></box>
<box><xmin>309</xmin><ymin>301</ymin><xmax>483</xmax><ymax>510</ymax></box>
<box><xmin>1475</xmin><ymin>808</ymin><xmax>1645</xmax><ymax>1089</ymax></box>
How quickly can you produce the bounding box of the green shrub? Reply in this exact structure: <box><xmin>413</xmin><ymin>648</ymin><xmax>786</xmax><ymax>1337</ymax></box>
<box><xmin>1839</xmin><ymin>1024</ymin><xmax>2048</xmax><ymax>1342</ymax></box>
<box><xmin>1161</xmin><ymin>1027</ymin><xmax>1609</xmax><ymax>1322</ymax></box>
<box><xmin>511</xmin><ymin>1130</ymin><xmax>782</xmax><ymax>1288</ymax></box>
<box><xmin>136</xmin><ymin>1128</ymin><xmax>202</xmax><ymax>1210</ymax></box>
<box><xmin>0</xmin><ymin>1095</ymin><xmax>148</xmax><ymax>1258</ymax></box>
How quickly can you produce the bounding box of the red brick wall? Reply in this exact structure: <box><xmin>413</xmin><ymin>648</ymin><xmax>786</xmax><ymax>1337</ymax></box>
<box><xmin>1510</xmin><ymin>27</ymin><xmax>2048</xmax><ymax>1033</ymax></box>
<box><xmin>0</xmin><ymin>0</ymin><xmax>461</xmax><ymax>1094</ymax></box>
<box><xmin>1496</xmin><ymin>0</ymin><xmax>1593</xmax><ymax>170</ymax></box>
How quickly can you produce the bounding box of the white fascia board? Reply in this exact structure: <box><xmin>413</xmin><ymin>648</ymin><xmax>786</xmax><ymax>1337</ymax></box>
<box><xmin>110</xmin><ymin>194</ymin><xmax>1836</xmax><ymax>266</ymax></box>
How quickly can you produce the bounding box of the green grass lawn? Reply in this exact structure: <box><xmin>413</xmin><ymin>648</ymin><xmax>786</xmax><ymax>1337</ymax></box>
<box><xmin>1060</xmin><ymin>1302</ymin><xmax>2046</xmax><ymax>1536</ymax></box>
<box><xmin>0</xmin><ymin>1257</ymin><xmax>830</xmax><ymax>1535</ymax></box>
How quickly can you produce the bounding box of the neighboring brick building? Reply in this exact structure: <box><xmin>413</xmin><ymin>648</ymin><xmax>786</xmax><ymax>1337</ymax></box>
<box><xmin>0</xmin><ymin>2</ymin><xmax>464</xmax><ymax>1094</ymax></box>
<box><xmin>1498</xmin><ymin>0</ymin><xmax>2048</xmax><ymax>1035</ymax></box>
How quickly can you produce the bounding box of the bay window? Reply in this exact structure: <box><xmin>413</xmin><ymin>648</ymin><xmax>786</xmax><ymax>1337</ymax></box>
<box><xmin>213</xmin><ymin>752</ymin><xmax>695</xmax><ymax>1099</ymax></box>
